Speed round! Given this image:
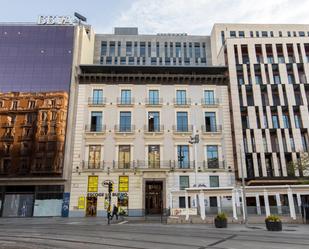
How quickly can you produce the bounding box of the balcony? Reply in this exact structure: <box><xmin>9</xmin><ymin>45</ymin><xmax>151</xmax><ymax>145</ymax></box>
<box><xmin>18</xmin><ymin>134</ymin><xmax>33</xmax><ymax>141</ymax></box>
<box><xmin>173</xmin><ymin>98</ymin><xmax>191</xmax><ymax>107</ymax></box>
<box><xmin>1</xmin><ymin>122</ymin><xmax>14</xmax><ymax>128</ymax></box>
<box><xmin>85</xmin><ymin>124</ymin><xmax>106</xmax><ymax>136</ymax></box>
<box><xmin>135</xmin><ymin>160</ymin><xmax>171</xmax><ymax>170</ymax></box>
<box><xmin>144</xmin><ymin>125</ymin><xmax>164</xmax><ymax>135</ymax></box>
<box><xmin>113</xmin><ymin>161</ymin><xmax>134</xmax><ymax>170</ymax></box>
<box><xmin>201</xmin><ymin>125</ymin><xmax>222</xmax><ymax>134</ymax></box>
<box><xmin>1</xmin><ymin>135</ymin><xmax>14</xmax><ymax>142</ymax></box>
<box><xmin>114</xmin><ymin>125</ymin><xmax>135</xmax><ymax>134</ymax></box>
<box><xmin>172</xmin><ymin>125</ymin><xmax>193</xmax><ymax>134</ymax></box>
<box><xmin>203</xmin><ymin>160</ymin><xmax>225</xmax><ymax>170</ymax></box>
<box><xmin>117</xmin><ymin>97</ymin><xmax>135</xmax><ymax>107</ymax></box>
<box><xmin>201</xmin><ymin>98</ymin><xmax>219</xmax><ymax>107</ymax></box>
<box><xmin>145</xmin><ymin>98</ymin><xmax>163</xmax><ymax>107</ymax></box>
<box><xmin>88</xmin><ymin>97</ymin><xmax>106</xmax><ymax>107</ymax></box>
<box><xmin>172</xmin><ymin>161</ymin><xmax>195</xmax><ymax>170</ymax></box>
<box><xmin>81</xmin><ymin>161</ymin><xmax>104</xmax><ymax>171</ymax></box>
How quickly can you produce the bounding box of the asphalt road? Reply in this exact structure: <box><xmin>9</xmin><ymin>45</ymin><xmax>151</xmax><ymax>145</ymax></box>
<box><xmin>0</xmin><ymin>218</ymin><xmax>308</xmax><ymax>249</ymax></box>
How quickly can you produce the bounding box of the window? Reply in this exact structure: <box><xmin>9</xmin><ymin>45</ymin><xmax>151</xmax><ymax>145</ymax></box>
<box><xmin>119</xmin><ymin>176</ymin><xmax>129</xmax><ymax>192</ymax></box>
<box><xmin>204</xmin><ymin>90</ymin><xmax>215</xmax><ymax>105</ymax></box>
<box><xmin>205</xmin><ymin>112</ymin><xmax>217</xmax><ymax>132</ymax></box>
<box><xmin>290</xmin><ymin>137</ymin><xmax>295</xmax><ymax>152</ymax></box>
<box><xmin>179</xmin><ymin>176</ymin><xmax>189</xmax><ymax>190</ymax></box>
<box><xmin>272</xmin><ymin>115</ymin><xmax>279</xmax><ymax>128</ymax></box>
<box><xmin>176</xmin><ymin>112</ymin><xmax>188</xmax><ymax>132</ymax></box>
<box><xmin>28</xmin><ymin>100</ymin><xmax>36</xmax><ymax>109</ymax></box>
<box><xmin>92</xmin><ymin>89</ymin><xmax>103</xmax><ymax>104</ymax></box>
<box><xmin>148</xmin><ymin>112</ymin><xmax>160</xmax><ymax>132</ymax></box>
<box><xmin>121</xmin><ymin>89</ymin><xmax>131</xmax><ymax>104</ymax></box>
<box><xmin>179</xmin><ymin>196</ymin><xmax>191</xmax><ymax>208</ymax></box>
<box><xmin>209</xmin><ymin>176</ymin><xmax>219</xmax><ymax>187</ymax></box>
<box><xmin>118</xmin><ymin>145</ymin><xmax>130</xmax><ymax>169</ymax></box>
<box><xmin>101</xmin><ymin>41</ymin><xmax>107</xmax><ymax>56</ymax></box>
<box><xmin>206</xmin><ymin>145</ymin><xmax>219</xmax><ymax>168</ymax></box>
<box><xmin>117</xmin><ymin>41</ymin><xmax>121</xmax><ymax>56</ymax></box>
<box><xmin>294</xmin><ymin>114</ymin><xmax>301</xmax><ymax>128</ymax></box>
<box><xmin>119</xmin><ymin>112</ymin><xmax>131</xmax><ymax>132</ymax></box>
<box><xmin>262</xmin><ymin>31</ymin><xmax>268</xmax><ymax>37</ymax></box>
<box><xmin>88</xmin><ymin>145</ymin><xmax>101</xmax><ymax>169</ymax></box>
<box><xmin>207</xmin><ymin>145</ymin><xmax>218</xmax><ymax>168</ymax></box>
<box><xmin>140</xmin><ymin>42</ymin><xmax>146</xmax><ymax>57</ymax></box>
<box><xmin>12</xmin><ymin>101</ymin><xmax>18</xmax><ymax>110</ymax></box>
<box><xmin>148</xmin><ymin>145</ymin><xmax>160</xmax><ymax>168</ymax></box>
<box><xmin>88</xmin><ymin>176</ymin><xmax>98</xmax><ymax>192</ymax></box>
<box><xmin>230</xmin><ymin>31</ymin><xmax>236</xmax><ymax>37</ymax></box>
<box><xmin>109</xmin><ymin>41</ymin><xmax>115</xmax><ymax>56</ymax></box>
<box><xmin>149</xmin><ymin>90</ymin><xmax>159</xmax><ymax>105</ymax></box>
<box><xmin>194</xmin><ymin>43</ymin><xmax>200</xmax><ymax>58</ymax></box>
<box><xmin>282</xmin><ymin>114</ymin><xmax>290</xmax><ymax>128</ymax></box>
<box><xmin>175</xmin><ymin>42</ymin><xmax>181</xmax><ymax>57</ymax></box>
<box><xmin>177</xmin><ymin>145</ymin><xmax>190</xmax><ymax>168</ymax></box>
<box><xmin>239</xmin><ymin>31</ymin><xmax>245</xmax><ymax>37</ymax></box>
<box><xmin>156</xmin><ymin>42</ymin><xmax>160</xmax><ymax>57</ymax></box>
<box><xmin>90</xmin><ymin>112</ymin><xmax>102</xmax><ymax>132</ymax></box>
<box><xmin>126</xmin><ymin>42</ymin><xmax>132</xmax><ymax>56</ymax></box>
<box><xmin>176</xmin><ymin>90</ymin><xmax>187</xmax><ymax>105</ymax></box>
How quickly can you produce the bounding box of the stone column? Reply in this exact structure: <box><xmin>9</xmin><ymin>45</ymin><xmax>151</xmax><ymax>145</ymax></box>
<box><xmin>264</xmin><ymin>189</ymin><xmax>270</xmax><ymax>217</ymax></box>
<box><xmin>287</xmin><ymin>188</ymin><xmax>296</xmax><ymax>220</ymax></box>
<box><xmin>256</xmin><ymin>194</ymin><xmax>261</xmax><ymax>215</ymax></box>
<box><xmin>276</xmin><ymin>193</ymin><xmax>282</xmax><ymax>215</ymax></box>
<box><xmin>297</xmin><ymin>193</ymin><xmax>302</xmax><ymax>215</ymax></box>
<box><xmin>232</xmin><ymin>188</ymin><xmax>238</xmax><ymax>220</ymax></box>
<box><xmin>199</xmin><ymin>191</ymin><xmax>206</xmax><ymax>220</ymax></box>
<box><xmin>185</xmin><ymin>191</ymin><xmax>189</xmax><ymax>221</ymax></box>
<box><xmin>217</xmin><ymin>196</ymin><xmax>222</xmax><ymax>213</ymax></box>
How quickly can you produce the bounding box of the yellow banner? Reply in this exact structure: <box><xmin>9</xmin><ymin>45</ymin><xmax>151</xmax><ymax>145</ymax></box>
<box><xmin>88</xmin><ymin>176</ymin><xmax>98</xmax><ymax>192</ymax></box>
<box><xmin>78</xmin><ymin>196</ymin><xmax>85</xmax><ymax>209</ymax></box>
<box><xmin>119</xmin><ymin>176</ymin><xmax>129</xmax><ymax>192</ymax></box>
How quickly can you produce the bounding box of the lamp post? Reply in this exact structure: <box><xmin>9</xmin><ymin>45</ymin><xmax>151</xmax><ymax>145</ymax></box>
<box><xmin>239</xmin><ymin>144</ymin><xmax>248</xmax><ymax>225</ymax></box>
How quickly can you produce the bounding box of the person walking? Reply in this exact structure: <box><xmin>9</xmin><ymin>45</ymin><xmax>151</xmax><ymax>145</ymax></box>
<box><xmin>111</xmin><ymin>204</ymin><xmax>119</xmax><ymax>220</ymax></box>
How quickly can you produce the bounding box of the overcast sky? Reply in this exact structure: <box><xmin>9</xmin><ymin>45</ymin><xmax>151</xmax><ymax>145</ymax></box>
<box><xmin>1</xmin><ymin>0</ymin><xmax>309</xmax><ymax>35</ymax></box>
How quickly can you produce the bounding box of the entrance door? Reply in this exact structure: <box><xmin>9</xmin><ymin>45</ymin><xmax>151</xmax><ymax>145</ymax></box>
<box><xmin>145</xmin><ymin>181</ymin><xmax>163</xmax><ymax>215</ymax></box>
<box><xmin>86</xmin><ymin>197</ymin><xmax>97</xmax><ymax>217</ymax></box>
<box><xmin>2</xmin><ymin>194</ymin><xmax>34</xmax><ymax>217</ymax></box>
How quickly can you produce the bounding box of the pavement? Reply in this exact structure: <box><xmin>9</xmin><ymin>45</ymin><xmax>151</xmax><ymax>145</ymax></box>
<box><xmin>0</xmin><ymin>217</ymin><xmax>308</xmax><ymax>249</ymax></box>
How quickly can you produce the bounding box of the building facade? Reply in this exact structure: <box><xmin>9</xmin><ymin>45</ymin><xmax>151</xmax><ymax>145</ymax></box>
<box><xmin>0</xmin><ymin>22</ymin><xmax>95</xmax><ymax>217</ymax></box>
<box><xmin>69</xmin><ymin>65</ymin><xmax>235</xmax><ymax>217</ymax></box>
<box><xmin>210</xmin><ymin>24</ymin><xmax>309</xmax><ymax>218</ymax></box>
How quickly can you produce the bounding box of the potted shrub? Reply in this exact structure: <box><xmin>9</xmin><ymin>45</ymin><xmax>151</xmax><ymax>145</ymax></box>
<box><xmin>214</xmin><ymin>212</ymin><xmax>228</xmax><ymax>228</ymax></box>
<box><xmin>265</xmin><ymin>215</ymin><xmax>282</xmax><ymax>231</ymax></box>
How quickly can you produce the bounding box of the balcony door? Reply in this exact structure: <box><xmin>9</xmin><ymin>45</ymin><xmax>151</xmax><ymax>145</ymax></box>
<box><xmin>121</xmin><ymin>90</ymin><xmax>131</xmax><ymax>104</ymax></box>
<box><xmin>120</xmin><ymin>112</ymin><xmax>131</xmax><ymax>132</ymax></box>
<box><xmin>205</xmin><ymin>112</ymin><xmax>217</xmax><ymax>132</ymax></box>
<box><xmin>93</xmin><ymin>89</ymin><xmax>103</xmax><ymax>104</ymax></box>
<box><xmin>177</xmin><ymin>145</ymin><xmax>189</xmax><ymax>168</ymax></box>
<box><xmin>90</xmin><ymin>112</ymin><xmax>102</xmax><ymax>132</ymax></box>
<box><xmin>148</xmin><ymin>145</ymin><xmax>160</xmax><ymax>168</ymax></box>
<box><xmin>148</xmin><ymin>112</ymin><xmax>160</xmax><ymax>132</ymax></box>
<box><xmin>118</xmin><ymin>145</ymin><xmax>130</xmax><ymax>169</ymax></box>
<box><xmin>177</xmin><ymin>112</ymin><xmax>188</xmax><ymax>132</ymax></box>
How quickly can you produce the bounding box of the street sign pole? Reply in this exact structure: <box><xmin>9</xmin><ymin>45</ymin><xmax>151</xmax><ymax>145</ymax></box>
<box><xmin>107</xmin><ymin>190</ymin><xmax>111</xmax><ymax>225</ymax></box>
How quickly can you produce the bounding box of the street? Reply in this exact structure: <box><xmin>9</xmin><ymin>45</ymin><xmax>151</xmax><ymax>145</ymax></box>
<box><xmin>0</xmin><ymin>218</ymin><xmax>308</xmax><ymax>249</ymax></box>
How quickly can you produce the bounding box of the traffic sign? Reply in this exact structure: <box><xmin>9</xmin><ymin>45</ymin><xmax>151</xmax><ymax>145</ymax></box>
<box><xmin>102</xmin><ymin>180</ymin><xmax>113</xmax><ymax>187</ymax></box>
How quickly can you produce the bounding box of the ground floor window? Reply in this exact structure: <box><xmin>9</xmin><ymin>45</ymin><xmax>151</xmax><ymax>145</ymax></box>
<box><xmin>179</xmin><ymin>196</ymin><xmax>191</xmax><ymax>208</ymax></box>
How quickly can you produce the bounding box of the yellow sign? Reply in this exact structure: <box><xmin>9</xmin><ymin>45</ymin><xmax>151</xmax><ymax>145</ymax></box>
<box><xmin>78</xmin><ymin>196</ymin><xmax>85</xmax><ymax>209</ymax></box>
<box><xmin>119</xmin><ymin>176</ymin><xmax>129</xmax><ymax>192</ymax></box>
<box><xmin>88</xmin><ymin>176</ymin><xmax>98</xmax><ymax>192</ymax></box>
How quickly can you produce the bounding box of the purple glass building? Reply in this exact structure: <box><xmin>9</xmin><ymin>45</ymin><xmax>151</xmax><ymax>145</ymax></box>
<box><xmin>0</xmin><ymin>25</ymin><xmax>74</xmax><ymax>92</ymax></box>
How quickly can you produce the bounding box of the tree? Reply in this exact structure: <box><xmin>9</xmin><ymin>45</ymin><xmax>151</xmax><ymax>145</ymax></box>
<box><xmin>287</xmin><ymin>152</ymin><xmax>309</xmax><ymax>183</ymax></box>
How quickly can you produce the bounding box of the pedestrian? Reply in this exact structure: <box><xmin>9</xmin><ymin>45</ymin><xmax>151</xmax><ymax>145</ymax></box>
<box><xmin>111</xmin><ymin>204</ymin><xmax>119</xmax><ymax>220</ymax></box>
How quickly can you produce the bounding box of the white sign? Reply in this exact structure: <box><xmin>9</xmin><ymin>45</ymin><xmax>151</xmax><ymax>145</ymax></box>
<box><xmin>37</xmin><ymin>15</ymin><xmax>75</xmax><ymax>25</ymax></box>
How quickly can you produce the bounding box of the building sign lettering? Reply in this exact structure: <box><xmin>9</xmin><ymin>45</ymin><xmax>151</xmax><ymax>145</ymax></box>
<box><xmin>37</xmin><ymin>15</ymin><xmax>75</xmax><ymax>25</ymax></box>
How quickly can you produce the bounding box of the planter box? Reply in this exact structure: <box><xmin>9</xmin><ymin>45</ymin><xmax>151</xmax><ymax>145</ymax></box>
<box><xmin>214</xmin><ymin>218</ymin><xmax>227</xmax><ymax>228</ymax></box>
<box><xmin>265</xmin><ymin>221</ymin><xmax>282</xmax><ymax>231</ymax></box>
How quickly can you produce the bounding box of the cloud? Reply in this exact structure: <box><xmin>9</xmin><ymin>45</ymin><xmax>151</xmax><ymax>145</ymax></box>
<box><xmin>103</xmin><ymin>0</ymin><xmax>309</xmax><ymax>35</ymax></box>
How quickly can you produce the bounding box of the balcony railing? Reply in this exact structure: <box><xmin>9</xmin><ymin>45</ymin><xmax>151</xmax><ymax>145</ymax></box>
<box><xmin>173</xmin><ymin>161</ymin><xmax>195</xmax><ymax>169</ymax></box>
<box><xmin>85</xmin><ymin>124</ymin><xmax>106</xmax><ymax>133</ymax></box>
<box><xmin>114</xmin><ymin>125</ymin><xmax>135</xmax><ymax>133</ymax></box>
<box><xmin>82</xmin><ymin>161</ymin><xmax>104</xmax><ymax>171</ymax></box>
<box><xmin>112</xmin><ymin>161</ymin><xmax>134</xmax><ymax>169</ymax></box>
<box><xmin>201</xmin><ymin>98</ymin><xmax>219</xmax><ymax>107</ymax></box>
<box><xmin>88</xmin><ymin>97</ymin><xmax>106</xmax><ymax>106</ymax></box>
<box><xmin>201</xmin><ymin>125</ymin><xmax>222</xmax><ymax>133</ymax></box>
<box><xmin>172</xmin><ymin>125</ymin><xmax>193</xmax><ymax>133</ymax></box>
<box><xmin>202</xmin><ymin>160</ymin><xmax>225</xmax><ymax>170</ymax></box>
<box><xmin>117</xmin><ymin>97</ymin><xmax>135</xmax><ymax>106</ymax></box>
<box><xmin>1</xmin><ymin>135</ymin><xmax>14</xmax><ymax>141</ymax></box>
<box><xmin>173</xmin><ymin>98</ymin><xmax>191</xmax><ymax>106</ymax></box>
<box><xmin>135</xmin><ymin>160</ymin><xmax>171</xmax><ymax>169</ymax></box>
<box><xmin>1</xmin><ymin>122</ymin><xmax>14</xmax><ymax>128</ymax></box>
<box><xmin>145</xmin><ymin>98</ymin><xmax>163</xmax><ymax>106</ymax></box>
<box><xmin>144</xmin><ymin>125</ymin><xmax>164</xmax><ymax>133</ymax></box>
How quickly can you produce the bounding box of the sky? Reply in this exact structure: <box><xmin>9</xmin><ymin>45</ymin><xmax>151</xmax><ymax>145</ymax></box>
<box><xmin>1</xmin><ymin>0</ymin><xmax>309</xmax><ymax>35</ymax></box>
